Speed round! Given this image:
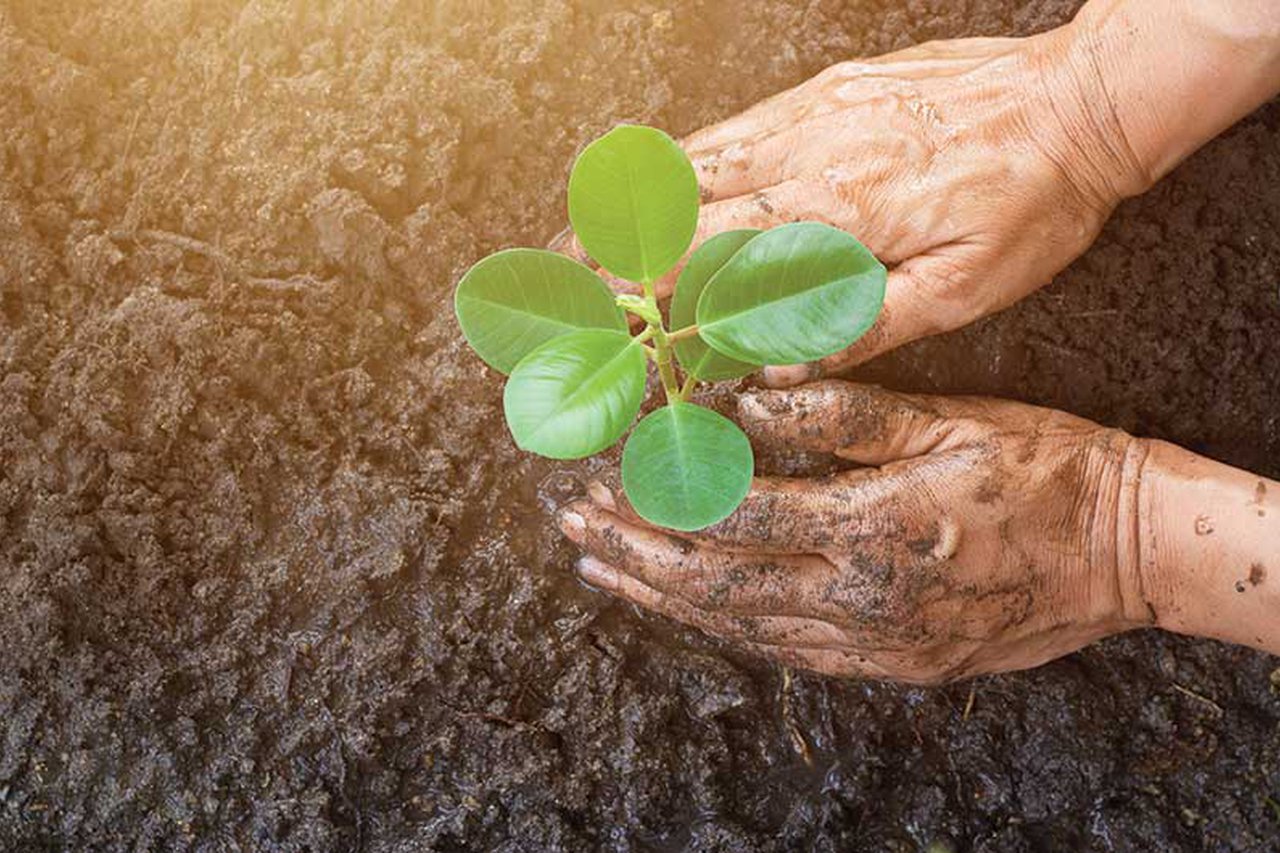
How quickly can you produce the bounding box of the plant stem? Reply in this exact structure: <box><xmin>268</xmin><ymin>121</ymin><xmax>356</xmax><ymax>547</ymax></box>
<box><xmin>638</xmin><ymin>277</ymin><xmax>680</xmax><ymax>403</ymax></box>
<box><xmin>667</xmin><ymin>324</ymin><xmax>699</xmax><ymax>343</ymax></box>
<box><xmin>678</xmin><ymin>374</ymin><xmax>697</xmax><ymax>401</ymax></box>
<box><xmin>652</xmin><ymin>327</ymin><xmax>680</xmax><ymax>402</ymax></box>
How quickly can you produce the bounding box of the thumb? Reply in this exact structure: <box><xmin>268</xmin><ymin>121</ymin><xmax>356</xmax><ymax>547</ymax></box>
<box><xmin>737</xmin><ymin>380</ymin><xmax>984</xmax><ymax>466</ymax></box>
<box><xmin>762</xmin><ymin>251</ymin><xmax>980</xmax><ymax>387</ymax></box>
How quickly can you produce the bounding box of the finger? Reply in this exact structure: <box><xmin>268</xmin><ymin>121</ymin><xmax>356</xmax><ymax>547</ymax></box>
<box><xmin>576</xmin><ymin>476</ymin><xmax>957</xmax><ymax>639</ymax></box>
<box><xmin>737</xmin><ymin>380</ymin><xmax>987</xmax><ymax>465</ymax></box>
<box><xmin>586</xmin><ymin>469</ymin><xmax>693</xmax><ymax>526</ymax></box>
<box><xmin>589</xmin><ymin>475</ymin><xmax>906</xmax><ymax>556</ymax></box>
<box><xmin>560</xmin><ymin>501</ymin><xmax>836</xmax><ymax>616</ymax></box>
<box><xmin>687</xmin><ymin>129</ymin><xmax>796</xmax><ymax>203</ymax></box>
<box><xmin>585</xmin><ymin>474</ymin><xmax>656</xmax><ymax>533</ymax></box>
<box><xmin>575</xmin><ymin>555</ymin><xmax>853</xmax><ymax>649</ymax></box>
<box><xmin>695</xmin><ymin>180</ymin><xmax>810</xmax><ymax>233</ymax></box>
<box><xmin>586</xmin><ymin>475</ymin><xmax>624</xmax><ymax>513</ymax></box>
<box><xmin>681</xmin><ymin>84</ymin><xmax>802</xmax><ymax>155</ymax></box>
<box><xmin>762</xmin><ymin>247</ymin><xmax>986</xmax><ymax>383</ymax></box>
<box><xmin>578</xmin><ymin>555</ymin><xmax>943</xmax><ymax>682</ymax></box>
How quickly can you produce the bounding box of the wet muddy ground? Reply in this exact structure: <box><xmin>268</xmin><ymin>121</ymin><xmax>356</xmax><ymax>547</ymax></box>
<box><xmin>1</xmin><ymin>1</ymin><xmax>1278</xmax><ymax>850</ymax></box>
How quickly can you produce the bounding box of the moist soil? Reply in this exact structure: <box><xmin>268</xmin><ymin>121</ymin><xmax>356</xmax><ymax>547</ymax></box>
<box><xmin>1</xmin><ymin>1</ymin><xmax>1278</xmax><ymax>850</ymax></box>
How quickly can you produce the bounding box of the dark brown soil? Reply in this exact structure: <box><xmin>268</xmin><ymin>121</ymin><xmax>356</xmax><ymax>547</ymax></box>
<box><xmin>1</xmin><ymin>1</ymin><xmax>1278</xmax><ymax>850</ymax></box>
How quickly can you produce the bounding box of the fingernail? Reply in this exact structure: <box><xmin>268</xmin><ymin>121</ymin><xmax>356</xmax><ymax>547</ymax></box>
<box><xmin>558</xmin><ymin>509</ymin><xmax>585</xmax><ymax>538</ymax></box>
<box><xmin>762</xmin><ymin>363</ymin><xmax>817</xmax><ymax>388</ymax></box>
<box><xmin>586</xmin><ymin>481</ymin><xmax>616</xmax><ymax>510</ymax></box>
<box><xmin>575</xmin><ymin>556</ymin><xmax>615</xmax><ymax>590</ymax></box>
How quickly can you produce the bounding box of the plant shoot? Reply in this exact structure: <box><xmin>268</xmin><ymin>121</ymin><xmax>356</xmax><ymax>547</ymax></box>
<box><xmin>455</xmin><ymin>125</ymin><xmax>886</xmax><ymax>530</ymax></box>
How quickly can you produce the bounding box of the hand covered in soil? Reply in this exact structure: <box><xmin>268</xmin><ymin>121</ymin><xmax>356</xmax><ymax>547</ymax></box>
<box><xmin>558</xmin><ymin>381</ymin><xmax>1156</xmax><ymax>684</ymax></box>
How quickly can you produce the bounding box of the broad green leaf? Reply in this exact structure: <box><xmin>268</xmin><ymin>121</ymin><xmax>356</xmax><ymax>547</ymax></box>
<box><xmin>671</xmin><ymin>229</ymin><xmax>761</xmax><ymax>382</ymax></box>
<box><xmin>504</xmin><ymin>329</ymin><xmax>646</xmax><ymax>459</ymax></box>
<box><xmin>621</xmin><ymin>403</ymin><xmax>753</xmax><ymax>532</ymax></box>
<box><xmin>455</xmin><ymin>248</ymin><xmax>626</xmax><ymax>374</ymax></box>
<box><xmin>568</xmin><ymin>125</ymin><xmax>699</xmax><ymax>284</ymax></box>
<box><xmin>696</xmin><ymin>222</ymin><xmax>886</xmax><ymax>366</ymax></box>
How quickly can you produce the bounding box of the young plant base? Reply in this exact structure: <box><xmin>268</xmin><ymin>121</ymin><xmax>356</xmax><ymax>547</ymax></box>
<box><xmin>455</xmin><ymin>124</ymin><xmax>887</xmax><ymax>530</ymax></box>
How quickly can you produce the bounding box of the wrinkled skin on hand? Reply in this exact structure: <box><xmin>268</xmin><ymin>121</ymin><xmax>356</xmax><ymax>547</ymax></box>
<box><xmin>559</xmin><ymin>382</ymin><xmax>1153</xmax><ymax>684</ymax></box>
<box><xmin>553</xmin><ymin>33</ymin><xmax>1145</xmax><ymax>383</ymax></box>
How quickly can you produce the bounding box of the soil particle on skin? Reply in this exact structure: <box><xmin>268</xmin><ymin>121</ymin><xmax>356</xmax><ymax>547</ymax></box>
<box><xmin>1248</xmin><ymin>564</ymin><xmax>1266</xmax><ymax>587</ymax></box>
<box><xmin>1</xmin><ymin>1</ymin><xmax>1278</xmax><ymax>851</ymax></box>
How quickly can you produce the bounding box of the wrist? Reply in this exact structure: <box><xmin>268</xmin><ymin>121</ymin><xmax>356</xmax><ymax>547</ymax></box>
<box><xmin>1042</xmin><ymin>0</ymin><xmax>1280</xmax><ymax>201</ymax></box>
<box><xmin>1135</xmin><ymin>440</ymin><xmax>1280</xmax><ymax>653</ymax></box>
<box><xmin>1021</xmin><ymin>18</ymin><xmax>1154</xmax><ymax>211</ymax></box>
<box><xmin>1067</xmin><ymin>429</ymin><xmax>1155</xmax><ymax>633</ymax></box>
<box><xmin>1109</xmin><ymin>435</ymin><xmax>1157</xmax><ymax>627</ymax></box>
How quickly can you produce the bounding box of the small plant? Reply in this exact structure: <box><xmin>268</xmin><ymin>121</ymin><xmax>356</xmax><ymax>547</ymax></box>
<box><xmin>454</xmin><ymin>125</ymin><xmax>886</xmax><ymax>531</ymax></box>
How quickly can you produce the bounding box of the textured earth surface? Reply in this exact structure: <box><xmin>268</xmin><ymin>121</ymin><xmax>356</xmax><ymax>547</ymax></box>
<box><xmin>1</xmin><ymin>1</ymin><xmax>1278</xmax><ymax>850</ymax></box>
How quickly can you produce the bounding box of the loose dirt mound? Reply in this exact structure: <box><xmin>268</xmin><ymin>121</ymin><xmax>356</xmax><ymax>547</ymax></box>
<box><xmin>1</xmin><ymin>1</ymin><xmax>1277</xmax><ymax>850</ymax></box>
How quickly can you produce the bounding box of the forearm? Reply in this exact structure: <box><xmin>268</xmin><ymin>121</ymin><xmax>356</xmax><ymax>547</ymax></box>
<box><xmin>1037</xmin><ymin>0</ymin><xmax>1280</xmax><ymax>201</ymax></box>
<box><xmin>1135</xmin><ymin>439</ymin><xmax>1280</xmax><ymax>654</ymax></box>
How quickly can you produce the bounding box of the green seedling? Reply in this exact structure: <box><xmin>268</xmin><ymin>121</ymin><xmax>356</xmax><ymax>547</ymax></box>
<box><xmin>454</xmin><ymin>125</ymin><xmax>886</xmax><ymax>531</ymax></box>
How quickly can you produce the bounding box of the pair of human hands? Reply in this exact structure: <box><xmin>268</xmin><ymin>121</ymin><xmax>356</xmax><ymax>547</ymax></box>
<box><xmin>551</xmin><ymin>11</ymin><xmax>1279</xmax><ymax>681</ymax></box>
